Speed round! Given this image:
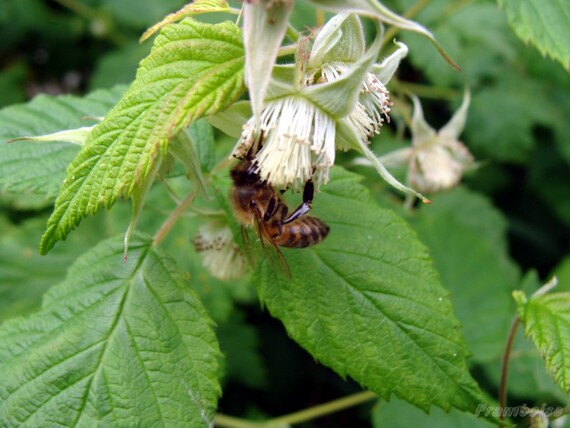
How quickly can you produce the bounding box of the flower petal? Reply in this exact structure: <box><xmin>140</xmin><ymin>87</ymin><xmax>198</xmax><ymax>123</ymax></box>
<box><xmin>309</xmin><ymin>13</ymin><xmax>365</xmax><ymax>68</ymax></box>
<box><xmin>303</xmin><ymin>19</ymin><xmax>383</xmax><ymax>118</ymax></box>
<box><xmin>411</xmin><ymin>95</ymin><xmax>437</xmax><ymax>147</ymax></box>
<box><xmin>439</xmin><ymin>89</ymin><xmax>471</xmax><ymax>140</ymax></box>
<box><xmin>371</xmin><ymin>40</ymin><xmax>408</xmax><ymax>84</ymax></box>
<box><xmin>307</xmin><ymin>0</ymin><xmax>459</xmax><ymax>70</ymax></box>
<box><xmin>243</xmin><ymin>0</ymin><xmax>295</xmax><ymax>124</ymax></box>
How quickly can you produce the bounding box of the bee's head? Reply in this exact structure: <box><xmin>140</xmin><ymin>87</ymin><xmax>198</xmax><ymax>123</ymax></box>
<box><xmin>231</xmin><ymin>159</ymin><xmax>262</xmax><ymax>185</ymax></box>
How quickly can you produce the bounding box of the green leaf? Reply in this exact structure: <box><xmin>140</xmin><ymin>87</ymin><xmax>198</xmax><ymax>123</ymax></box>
<box><xmin>254</xmin><ymin>168</ymin><xmax>492</xmax><ymax>419</ymax></box>
<box><xmin>516</xmin><ymin>290</ymin><xmax>570</xmax><ymax>393</ymax></box>
<box><xmin>169</xmin><ymin>129</ymin><xmax>208</xmax><ymax>194</ymax></box>
<box><xmin>411</xmin><ymin>188</ymin><xmax>519</xmax><ymax>362</ymax></box>
<box><xmin>207</xmin><ymin>100</ymin><xmax>251</xmax><ymax>139</ymax></box>
<box><xmin>187</xmin><ymin>119</ymin><xmax>216</xmax><ymax>173</ymax></box>
<box><xmin>482</xmin><ymin>272</ymin><xmax>568</xmax><ymax>402</ymax></box>
<box><xmin>497</xmin><ymin>0</ymin><xmax>570</xmax><ymax>68</ymax></box>
<box><xmin>40</xmin><ymin>19</ymin><xmax>245</xmax><ymax>254</ymax></box>
<box><xmin>0</xmin><ymin>86</ymin><xmax>126</xmax><ymax>198</ymax></box>
<box><xmin>0</xmin><ymin>216</ymin><xmax>101</xmax><ymax>322</ymax></box>
<box><xmin>483</xmin><ymin>327</ymin><xmax>568</xmax><ymax>403</ymax></box>
<box><xmin>0</xmin><ymin>233</ymin><xmax>222</xmax><ymax>426</ymax></box>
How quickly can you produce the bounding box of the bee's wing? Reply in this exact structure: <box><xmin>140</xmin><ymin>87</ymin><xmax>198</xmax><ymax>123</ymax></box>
<box><xmin>251</xmin><ymin>208</ymin><xmax>291</xmax><ymax>279</ymax></box>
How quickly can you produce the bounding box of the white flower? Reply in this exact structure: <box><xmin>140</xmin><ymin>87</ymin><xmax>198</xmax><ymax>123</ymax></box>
<box><xmin>230</xmin><ymin>14</ymin><xmax>424</xmax><ymax>201</ymax></box>
<box><xmin>192</xmin><ymin>221</ymin><xmax>248</xmax><ymax>281</ymax></box>
<box><xmin>317</xmin><ymin>63</ymin><xmax>392</xmax><ymax>145</ymax></box>
<box><xmin>236</xmin><ymin>96</ymin><xmax>336</xmax><ymax>191</ymax></box>
<box><xmin>408</xmin><ymin>92</ymin><xmax>474</xmax><ymax>193</ymax></box>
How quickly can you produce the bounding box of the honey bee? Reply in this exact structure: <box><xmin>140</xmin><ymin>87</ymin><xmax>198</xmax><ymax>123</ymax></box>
<box><xmin>230</xmin><ymin>150</ymin><xmax>329</xmax><ymax>274</ymax></box>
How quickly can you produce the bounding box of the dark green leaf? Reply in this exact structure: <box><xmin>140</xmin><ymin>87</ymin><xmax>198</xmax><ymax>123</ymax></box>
<box><xmin>0</xmin><ymin>86</ymin><xmax>127</xmax><ymax>198</ymax></box>
<box><xmin>498</xmin><ymin>0</ymin><xmax>570</xmax><ymax>68</ymax></box>
<box><xmin>254</xmin><ymin>168</ymin><xmax>493</xmax><ymax>419</ymax></box>
<box><xmin>515</xmin><ymin>290</ymin><xmax>570</xmax><ymax>393</ymax></box>
<box><xmin>412</xmin><ymin>188</ymin><xmax>519</xmax><ymax>362</ymax></box>
<box><xmin>0</xmin><ymin>233</ymin><xmax>222</xmax><ymax>426</ymax></box>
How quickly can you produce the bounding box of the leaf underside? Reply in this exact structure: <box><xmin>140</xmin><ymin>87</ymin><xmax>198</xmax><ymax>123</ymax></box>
<box><xmin>40</xmin><ymin>18</ymin><xmax>245</xmax><ymax>254</ymax></box>
<box><xmin>0</xmin><ymin>234</ymin><xmax>221</xmax><ymax>427</ymax></box>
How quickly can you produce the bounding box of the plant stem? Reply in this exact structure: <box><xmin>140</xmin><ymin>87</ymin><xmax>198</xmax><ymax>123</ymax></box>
<box><xmin>214</xmin><ymin>391</ymin><xmax>377</xmax><ymax>427</ymax></box>
<box><xmin>316</xmin><ymin>9</ymin><xmax>325</xmax><ymax>27</ymax></box>
<box><xmin>152</xmin><ymin>189</ymin><xmax>198</xmax><ymax>246</ymax></box>
<box><xmin>498</xmin><ymin>316</ymin><xmax>520</xmax><ymax>423</ymax></box>
<box><xmin>391</xmin><ymin>80</ymin><xmax>460</xmax><ymax>101</ymax></box>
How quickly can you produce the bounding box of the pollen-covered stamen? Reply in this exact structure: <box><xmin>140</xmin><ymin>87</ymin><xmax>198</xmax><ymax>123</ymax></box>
<box><xmin>362</xmin><ymin>73</ymin><xmax>392</xmax><ymax>133</ymax></box>
<box><xmin>317</xmin><ymin>63</ymin><xmax>392</xmax><ymax>143</ymax></box>
<box><xmin>193</xmin><ymin>222</ymin><xmax>248</xmax><ymax>281</ymax></box>
<box><xmin>248</xmin><ymin>97</ymin><xmax>336</xmax><ymax>191</ymax></box>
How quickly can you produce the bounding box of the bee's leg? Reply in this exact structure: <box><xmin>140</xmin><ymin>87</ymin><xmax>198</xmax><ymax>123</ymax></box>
<box><xmin>282</xmin><ymin>180</ymin><xmax>314</xmax><ymax>224</ymax></box>
<box><xmin>262</xmin><ymin>195</ymin><xmax>287</xmax><ymax>222</ymax></box>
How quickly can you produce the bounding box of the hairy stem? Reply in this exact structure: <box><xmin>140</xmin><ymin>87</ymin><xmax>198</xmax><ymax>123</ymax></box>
<box><xmin>214</xmin><ymin>391</ymin><xmax>377</xmax><ymax>428</ymax></box>
<box><xmin>152</xmin><ymin>189</ymin><xmax>198</xmax><ymax>247</ymax></box>
<box><xmin>498</xmin><ymin>316</ymin><xmax>520</xmax><ymax>422</ymax></box>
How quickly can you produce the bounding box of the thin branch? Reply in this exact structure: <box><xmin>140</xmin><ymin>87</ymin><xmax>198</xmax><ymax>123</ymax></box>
<box><xmin>152</xmin><ymin>189</ymin><xmax>198</xmax><ymax>246</ymax></box>
<box><xmin>498</xmin><ymin>316</ymin><xmax>520</xmax><ymax>423</ymax></box>
<box><xmin>214</xmin><ymin>391</ymin><xmax>377</xmax><ymax>428</ymax></box>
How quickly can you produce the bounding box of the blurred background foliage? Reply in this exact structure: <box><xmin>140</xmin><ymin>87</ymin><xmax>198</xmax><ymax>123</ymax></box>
<box><xmin>0</xmin><ymin>0</ymin><xmax>569</xmax><ymax>426</ymax></box>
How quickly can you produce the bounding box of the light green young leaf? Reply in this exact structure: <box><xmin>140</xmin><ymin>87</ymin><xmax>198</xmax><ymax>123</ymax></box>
<box><xmin>8</xmin><ymin>126</ymin><xmax>94</xmax><ymax>147</ymax></box>
<box><xmin>254</xmin><ymin>168</ymin><xmax>493</xmax><ymax>420</ymax></box>
<box><xmin>0</xmin><ymin>234</ymin><xmax>222</xmax><ymax>426</ymax></box>
<box><xmin>515</xmin><ymin>290</ymin><xmax>570</xmax><ymax>393</ymax></box>
<box><xmin>40</xmin><ymin>19</ymin><xmax>245</xmax><ymax>255</ymax></box>
<box><xmin>497</xmin><ymin>0</ymin><xmax>570</xmax><ymax>68</ymax></box>
<box><xmin>187</xmin><ymin>119</ymin><xmax>216</xmax><ymax>172</ymax></box>
<box><xmin>169</xmin><ymin>129</ymin><xmax>208</xmax><ymax>194</ymax></box>
<box><xmin>0</xmin><ymin>86</ymin><xmax>126</xmax><ymax>197</ymax></box>
<box><xmin>140</xmin><ymin>0</ymin><xmax>233</xmax><ymax>42</ymax></box>
<box><xmin>122</xmin><ymin>157</ymin><xmax>162</xmax><ymax>262</ymax></box>
<box><xmin>207</xmin><ymin>100</ymin><xmax>251</xmax><ymax>139</ymax></box>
